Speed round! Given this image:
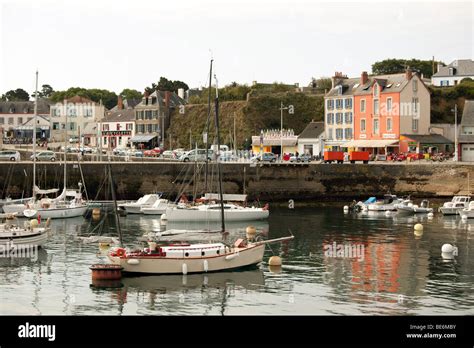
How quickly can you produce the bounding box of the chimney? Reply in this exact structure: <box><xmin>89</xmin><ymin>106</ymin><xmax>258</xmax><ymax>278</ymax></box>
<box><xmin>361</xmin><ymin>71</ymin><xmax>368</xmax><ymax>85</ymax></box>
<box><xmin>437</xmin><ymin>62</ymin><xmax>443</xmax><ymax>73</ymax></box>
<box><xmin>178</xmin><ymin>88</ymin><xmax>185</xmax><ymax>99</ymax></box>
<box><xmin>117</xmin><ymin>95</ymin><xmax>123</xmax><ymax>110</ymax></box>
<box><xmin>405</xmin><ymin>67</ymin><xmax>413</xmax><ymax>80</ymax></box>
<box><xmin>143</xmin><ymin>90</ymin><xmax>149</xmax><ymax>105</ymax></box>
<box><xmin>331</xmin><ymin>71</ymin><xmax>347</xmax><ymax>89</ymax></box>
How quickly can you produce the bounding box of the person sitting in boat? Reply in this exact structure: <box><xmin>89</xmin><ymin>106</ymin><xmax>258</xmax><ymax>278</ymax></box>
<box><xmin>179</xmin><ymin>193</ymin><xmax>189</xmax><ymax>204</ymax></box>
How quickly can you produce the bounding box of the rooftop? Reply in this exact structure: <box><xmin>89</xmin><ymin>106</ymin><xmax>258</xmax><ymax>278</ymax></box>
<box><xmin>433</xmin><ymin>59</ymin><xmax>474</xmax><ymax>78</ymax></box>
<box><xmin>298</xmin><ymin>121</ymin><xmax>324</xmax><ymax>139</ymax></box>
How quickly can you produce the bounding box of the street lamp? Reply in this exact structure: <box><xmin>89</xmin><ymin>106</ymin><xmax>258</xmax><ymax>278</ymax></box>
<box><xmin>279</xmin><ymin>101</ymin><xmax>289</xmax><ymax>161</ymax></box>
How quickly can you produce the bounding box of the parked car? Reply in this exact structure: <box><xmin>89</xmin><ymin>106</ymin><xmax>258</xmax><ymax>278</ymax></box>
<box><xmin>290</xmin><ymin>153</ymin><xmax>312</xmax><ymax>163</ymax></box>
<box><xmin>251</xmin><ymin>152</ymin><xmax>277</xmax><ymax>163</ymax></box>
<box><xmin>31</xmin><ymin>151</ymin><xmax>57</xmax><ymax>161</ymax></box>
<box><xmin>0</xmin><ymin>150</ymin><xmax>21</xmax><ymax>161</ymax></box>
<box><xmin>144</xmin><ymin>147</ymin><xmax>161</xmax><ymax>157</ymax></box>
<box><xmin>161</xmin><ymin>150</ymin><xmax>177</xmax><ymax>159</ymax></box>
<box><xmin>179</xmin><ymin>149</ymin><xmax>213</xmax><ymax>162</ymax></box>
<box><xmin>113</xmin><ymin>148</ymin><xmax>128</xmax><ymax>156</ymax></box>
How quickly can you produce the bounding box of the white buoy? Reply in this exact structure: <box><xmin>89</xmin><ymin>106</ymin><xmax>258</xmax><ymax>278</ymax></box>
<box><xmin>441</xmin><ymin>244</ymin><xmax>455</xmax><ymax>253</ymax></box>
<box><xmin>182</xmin><ymin>263</ymin><xmax>188</xmax><ymax>275</ymax></box>
<box><xmin>269</xmin><ymin>256</ymin><xmax>282</xmax><ymax>266</ymax></box>
<box><xmin>441</xmin><ymin>244</ymin><xmax>458</xmax><ymax>260</ymax></box>
<box><xmin>203</xmin><ymin>259</ymin><xmax>209</xmax><ymax>272</ymax></box>
<box><xmin>427</xmin><ymin>212</ymin><xmax>434</xmax><ymax>218</ymax></box>
<box><xmin>385</xmin><ymin>210</ymin><xmax>391</xmax><ymax>217</ymax></box>
<box><xmin>343</xmin><ymin>206</ymin><xmax>349</xmax><ymax>213</ymax></box>
<box><xmin>414</xmin><ymin>223</ymin><xmax>423</xmax><ymax>232</ymax></box>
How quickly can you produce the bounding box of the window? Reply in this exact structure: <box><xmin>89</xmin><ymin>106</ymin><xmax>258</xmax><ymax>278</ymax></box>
<box><xmin>145</xmin><ymin>110</ymin><xmax>152</xmax><ymax>120</ymax></box>
<box><xmin>118</xmin><ymin>137</ymin><xmax>122</xmax><ymax>145</ymax></box>
<box><xmin>345</xmin><ymin>98</ymin><xmax>352</xmax><ymax>109</ymax></box>
<box><xmin>412</xmin><ymin>118</ymin><xmax>418</xmax><ymax>132</ymax></box>
<box><xmin>126</xmin><ymin>123</ymin><xmax>133</xmax><ymax>130</ymax></box>
<box><xmin>412</xmin><ymin>97</ymin><xmax>418</xmax><ymax>114</ymax></box>
<box><xmin>153</xmin><ymin>124</ymin><xmax>159</xmax><ymax>132</ymax></box>
<box><xmin>104</xmin><ymin>137</ymin><xmax>107</xmax><ymax>145</ymax></box>
<box><xmin>153</xmin><ymin>110</ymin><xmax>158</xmax><ymax>118</ymax></box>
<box><xmin>147</xmin><ymin>124</ymin><xmax>153</xmax><ymax>133</ymax></box>
<box><xmin>84</xmin><ymin>108</ymin><xmax>93</xmax><ymax>117</ymax></box>
<box><xmin>374</xmin><ymin>99</ymin><xmax>379</xmax><ymax>115</ymax></box>
<box><xmin>412</xmin><ymin>80</ymin><xmax>418</xmax><ymax>92</ymax></box>
<box><xmin>336</xmin><ymin>128</ymin><xmax>343</xmax><ymax>140</ymax></box>
<box><xmin>52</xmin><ymin>108</ymin><xmax>61</xmax><ymax>117</ymax></box>
<box><xmin>373</xmin><ymin>119</ymin><xmax>379</xmax><ymax>135</ymax></box>
<box><xmin>373</xmin><ymin>83</ymin><xmax>379</xmax><ymax>97</ymax></box>
<box><xmin>336</xmin><ymin>99</ymin><xmax>343</xmax><ymax>109</ymax></box>
<box><xmin>68</xmin><ymin>107</ymin><xmax>76</xmax><ymax>117</ymax></box>
<box><xmin>8</xmin><ymin>118</ymin><xmax>14</xmax><ymax>125</ymax></box>
<box><xmin>386</xmin><ymin>98</ymin><xmax>392</xmax><ymax>114</ymax></box>
<box><xmin>327</xmin><ymin>100</ymin><xmax>334</xmax><ymax>110</ymax></box>
<box><xmin>17</xmin><ymin>117</ymin><xmax>23</xmax><ymax>125</ymax></box>
<box><xmin>326</xmin><ymin>113</ymin><xmax>334</xmax><ymax>125</ymax></box>
<box><xmin>336</xmin><ymin>113</ymin><xmax>343</xmax><ymax>124</ymax></box>
<box><xmin>386</xmin><ymin>118</ymin><xmax>392</xmax><ymax>132</ymax></box>
<box><xmin>53</xmin><ymin>122</ymin><xmax>60</xmax><ymax>130</ymax></box>
<box><xmin>69</xmin><ymin>122</ymin><xmax>76</xmax><ymax>131</ymax></box>
<box><xmin>360</xmin><ymin>119</ymin><xmax>366</xmax><ymax>133</ymax></box>
<box><xmin>360</xmin><ymin>99</ymin><xmax>366</xmax><ymax>113</ymax></box>
<box><xmin>0</xmin><ymin>117</ymin><xmax>4</xmax><ymax>124</ymax></box>
<box><xmin>116</xmin><ymin>123</ymin><xmax>121</xmax><ymax>131</ymax></box>
<box><xmin>344</xmin><ymin>128</ymin><xmax>352</xmax><ymax>140</ymax></box>
<box><xmin>103</xmin><ymin>124</ymin><xmax>109</xmax><ymax>131</ymax></box>
<box><xmin>344</xmin><ymin>112</ymin><xmax>352</xmax><ymax>124</ymax></box>
<box><xmin>327</xmin><ymin>128</ymin><xmax>333</xmax><ymax>140</ymax></box>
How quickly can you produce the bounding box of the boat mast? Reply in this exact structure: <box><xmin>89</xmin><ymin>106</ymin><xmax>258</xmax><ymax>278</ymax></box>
<box><xmin>204</xmin><ymin>59</ymin><xmax>213</xmax><ymax>193</ymax></box>
<box><xmin>108</xmin><ymin>163</ymin><xmax>123</xmax><ymax>247</ymax></box>
<box><xmin>214</xmin><ymin>74</ymin><xmax>225</xmax><ymax>233</ymax></box>
<box><xmin>33</xmin><ymin>71</ymin><xmax>38</xmax><ymax>197</ymax></box>
<box><xmin>64</xmin><ymin>99</ymin><xmax>67</xmax><ymax>192</ymax></box>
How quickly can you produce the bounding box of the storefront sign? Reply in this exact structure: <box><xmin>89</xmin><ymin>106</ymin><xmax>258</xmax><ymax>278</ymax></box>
<box><xmin>101</xmin><ymin>130</ymin><xmax>131</xmax><ymax>136</ymax></box>
<box><xmin>382</xmin><ymin>133</ymin><xmax>397</xmax><ymax>139</ymax></box>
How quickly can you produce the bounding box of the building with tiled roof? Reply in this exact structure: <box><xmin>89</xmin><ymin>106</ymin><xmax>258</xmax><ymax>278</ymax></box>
<box><xmin>432</xmin><ymin>59</ymin><xmax>474</xmax><ymax>87</ymax></box>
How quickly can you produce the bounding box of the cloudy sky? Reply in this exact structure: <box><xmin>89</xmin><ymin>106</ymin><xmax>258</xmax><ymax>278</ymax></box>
<box><xmin>0</xmin><ymin>0</ymin><xmax>472</xmax><ymax>95</ymax></box>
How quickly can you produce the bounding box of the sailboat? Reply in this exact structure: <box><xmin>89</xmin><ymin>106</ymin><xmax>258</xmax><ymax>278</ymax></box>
<box><xmin>108</xmin><ymin>63</ymin><xmax>292</xmax><ymax>274</ymax></box>
<box><xmin>3</xmin><ymin>72</ymin><xmax>88</xmax><ymax>219</ymax></box>
<box><xmin>165</xmin><ymin>61</ymin><xmax>269</xmax><ymax>222</ymax></box>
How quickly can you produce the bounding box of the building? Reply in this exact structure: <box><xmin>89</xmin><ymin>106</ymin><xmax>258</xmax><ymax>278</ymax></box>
<box><xmin>458</xmin><ymin>100</ymin><xmax>474</xmax><ymax>162</ymax></box>
<box><xmin>0</xmin><ymin>99</ymin><xmax>50</xmax><ymax>140</ymax></box>
<box><xmin>14</xmin><ymin>115</ymin><xmax>51</xmax><ymax>141</ymax></box>
<box><xmin>108</xmin><ymin>96</ymin><xmax>140</xmax><ymax>112</ymax></box>
<box><xmin>399</xmin><ymin>134</ymin><xmax>453</xmax><ymax>154</ymax></box>
<box><xmin>98</xmin><ymin>109</ymin><xmax>135</xmax><ymax>151</ymax></box>
<box><xmin>251</xmin><ymin>129</ymin><xmax>297</xmax><ymax>155</ymax></box>
<box><xmin>429</xmin><ymin>123</ymin><xmax>456</xmax><ymax>142</ymax></box>
<box><xmin>345</xmin><ymin>69</ymin><xmax>430</xmax><ymax>155</ymax></box>
<box><xmin>324</xmin><ymin>72</ymin><xmax>357</xmax><ymax>150</ymax></box>
<box><xmin>297</xmin><ymin>121</ymin><xmax>325</xmax><ymax>157</ymax></box>
<box><xmin>132</xmin><ymin>90</ymin><xmax>185</xmax><ymax>149</ymax></box>
<box><xmin>432</xmin><ymin>59</ymin><xmax>474</xmax><ymax>87</ymax></box>
<box><xmin>49</xmin><ymin>96</ymin><xmax>106</xmax><ymax>143</ymax></box>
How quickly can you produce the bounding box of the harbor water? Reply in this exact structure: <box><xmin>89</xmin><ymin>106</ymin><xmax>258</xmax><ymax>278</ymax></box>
<box><xmin>0</xmin><ymin>207</ymin><xmax>473</xmax><ymax>315</ymax></box>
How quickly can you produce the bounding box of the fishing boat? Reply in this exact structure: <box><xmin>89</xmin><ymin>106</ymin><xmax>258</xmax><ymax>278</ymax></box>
<box><xmin>395</xmin><ymin>199</ymin><xmax>434</xmax><ymax>214</ymax></box>
<box><xmin>107</xmin><ymin>61</ymin><xmax>292</xmax><ymax>275</ymax></box>
<box><xmin>0</xmin><ymin>213</ymin><xmax>50</xmax><ymax>249</ymax></box>
<box><xmin>366</xmin><ymin>194</ymin><xmax>403</xmax><ymax>212</ymax></box>
<box><xmin>439</xmin><ymin>196</ymin><xmax>470</xmax><ymax>215</ymax></box>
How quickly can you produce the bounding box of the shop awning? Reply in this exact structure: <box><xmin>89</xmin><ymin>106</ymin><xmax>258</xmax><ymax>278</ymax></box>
<box><xmin>129</xmin><ymin>135</ymin><xmax>157</xmax><ymax>142</ymax></box>
<box><xmin>344</xmin><ymin>139</ymin><xmax>399</xmax><ymax>148</ymax></box>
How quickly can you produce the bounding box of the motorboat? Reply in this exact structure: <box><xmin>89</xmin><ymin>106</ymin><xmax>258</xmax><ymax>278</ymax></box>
<box><xmin>366</xmin><ymin>194</ymin><xmax>403</xmax><ymax>212</ymax></box>
<box><xmin>439</xmin><ymin>196</ymin><xmax>470</xmax><ymax>215</ymax></box>
<box><xmin>119</xmin><ymin>194</ymin><xmax>161</xmax><ymax>214</ymax></box>
<box><xmin>141</xmin><ymin>198</ymin><xmax>173</xmax><ymax>215</ymax></box>
<box><xmin>459</xmin><ymin>201</ymin><xmax>474</xmax><ymax>219</ymax></box>
<box><xmin>396</xmin><ymin>199</ymin><xmax>433</xmax><ymax>214</ymax></box>
<box><xmin>0</xmin><ymin>213</ymin><xmax>50</xmax><ymax>249</ymax></box>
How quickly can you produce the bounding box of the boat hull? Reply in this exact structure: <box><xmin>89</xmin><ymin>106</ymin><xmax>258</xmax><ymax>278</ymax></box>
<box><xmin>165</xmin><ymin>208</ymin><xmax>269</xmax><ymax>221</ymax></box>
<box><xmin>2</xmin><ymin>204</ymin><xmax>27</xmax><ymax>217</ymax></box>
<box><xmin>108</xmin><ymin>244</ymin><xmax>265</xmax><ymax>274</ymax></box>
<box><xmin>397</xmin><ymin>206</ymin><xmax>433</xmax><ymax>214</ymax></box>
<box><xmin>121</xmin><ymin>205</ymin><xmax>144</xmax><ymax>214</ymax></box>
<box><xmin>141</xmin><ymin>208</ymin><xmax>167</xmax><ymax>215</ymax></box>
<box><xmin>0</xmin><ymin>228</ymin><xmax>48</xmax><ymax>248</ymax></box>
<box><xmin>32</xmin><ymin>205</ymin><xmax>88</xmax><ymax>219</ymax></box>
<box><xmin>439</xmin><ymin>207</ymin><xmax>462</xmax><ymax>215</ymax></box>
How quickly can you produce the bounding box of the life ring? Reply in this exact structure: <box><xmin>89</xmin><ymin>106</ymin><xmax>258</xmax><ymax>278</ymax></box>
<box><xmin>116</xmin><ymin>248</ymin><xmax>126</xmax><ymax>257</ymax></box>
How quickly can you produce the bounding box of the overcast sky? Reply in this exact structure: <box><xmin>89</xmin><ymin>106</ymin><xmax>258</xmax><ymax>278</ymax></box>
<box><xmin>0</xmin><ymin>0</ymin><xmax>472</xmax><ymax>95</ymax></box>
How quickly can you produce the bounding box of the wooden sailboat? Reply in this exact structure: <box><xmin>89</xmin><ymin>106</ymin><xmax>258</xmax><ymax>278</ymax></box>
<box><xmin>108</xmin><ymin>64</ymin><xmax>292</xmax><ymax>274</ymax></box>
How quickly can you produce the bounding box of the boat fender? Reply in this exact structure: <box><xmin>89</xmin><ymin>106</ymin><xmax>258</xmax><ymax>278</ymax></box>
<box><xmin>203</xmin><ymin>259</ymin><xmax>209</xmax><ymax>272</ymax></box>
<box><xmin>127</xmin><ymin>259</ymin><xmax>140</xmax><ymax>265</ymax></box>
<box><xmin>182</xmin><ymin>263</ymin><xmax>188</xmax><ymax>275</ymax></box>
<box><xmin>225</xmin><ymin>253</ymin><xmax>239</xmax><ymax>261</ymax></box>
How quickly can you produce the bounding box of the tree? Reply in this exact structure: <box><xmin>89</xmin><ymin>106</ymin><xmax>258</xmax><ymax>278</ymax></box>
<box><xmin>50</xmin><ymin>87</ymin><xmax>117</xmax><ymax>109</ymax></box>
<box><xmin>372</xmin><ymin>58</ymin><xmax>444</xmax><ymax>78</ymax></box>
<box><xmin>3</xmin><ymin>88</ymin><xmax>30</xmax><ymax>101</ymax></box>
<box><xmin>38</xmin><ymin>84</ymin><xmax>54</xmax><ymax>98</ymax></box>
<box><xmin>146</xmin><ymin>77</ymin><xmax>190</xmax><ymax>94</ymax></box>
<box><xmin>120</xmin><ymin>89</ymin><xmax>142</xmax><ymax>100</ymax></box>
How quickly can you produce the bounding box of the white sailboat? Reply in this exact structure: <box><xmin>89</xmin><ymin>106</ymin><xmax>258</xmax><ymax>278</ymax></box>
<box><xmin>3</xmin><ymin>71</ymin><xmax>87</xmax><ymax>219</ymax></box>
<box><xmin>108</xmin><ymin>63</ymin><xmax>292</xmax><ymax>275</ymax></box>
<box><xmin>0</xmin><ymin>213</ymin><xmax>50</xmax><ymax>249</ymax></box>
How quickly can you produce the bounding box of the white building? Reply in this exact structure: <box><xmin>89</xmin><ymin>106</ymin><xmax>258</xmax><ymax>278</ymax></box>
<box><xmin>0</xmin><ymin>99</ymin><xmax>50</xmax><ymax>139</ymax></box>
<box><xmin>97</xmin><ymin>109</ymin><xmax>135</xmax><ymax>151</ymax></box>
<box><xmin>432</xmin><ymin>59</ymin><xmax>474</xmax><ymax>87</ymax></box>
<box><xmin>297</xmin><ymin>121</ymin><xmax>325</xmax><ymax>157</ymax></box>
<box><xmin>49</xmin><ymin>96</ymin><xmax>105</xmax><ymax>143</ymax></box>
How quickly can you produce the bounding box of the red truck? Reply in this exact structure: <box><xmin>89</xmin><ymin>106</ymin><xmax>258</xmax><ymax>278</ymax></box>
<box><xmin>324</xmin><ymin>151</ymin><xmax>344</xmax><ymax>164</ymax></box>
<box><xmin>349</xmin><ymin>151</ymin><xmax>370</xmax><ymax>164</ymax></box>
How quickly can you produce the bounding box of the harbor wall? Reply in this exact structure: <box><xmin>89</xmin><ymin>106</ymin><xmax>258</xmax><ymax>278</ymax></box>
<box><xmin>0</xmin><ymin>162</ymin><xmax>472</xmax><ymax>202</ymax></box>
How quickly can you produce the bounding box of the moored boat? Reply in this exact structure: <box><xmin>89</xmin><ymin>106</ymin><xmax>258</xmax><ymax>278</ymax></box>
<box><xmin>439</xmin><ymin>196</ymin><xmax>470</xmax><ymax>215</ymax></box>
